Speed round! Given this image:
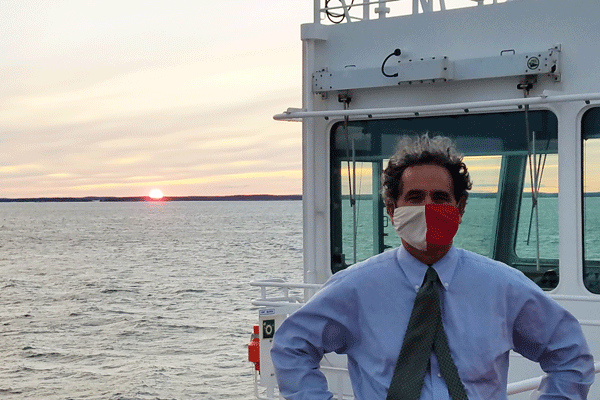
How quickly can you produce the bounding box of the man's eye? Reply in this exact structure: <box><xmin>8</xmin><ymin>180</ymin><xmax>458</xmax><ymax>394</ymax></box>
<box><xmin>433</xmin><ymin>193</ymin><xmax>451</xmax><ymax>202</ymax></box>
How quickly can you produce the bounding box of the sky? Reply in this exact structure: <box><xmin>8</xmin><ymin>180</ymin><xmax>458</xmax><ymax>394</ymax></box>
<box><xmin>1</xmin><ymin>1</ymin><xmax>312</xmax><ymax>198</ymax></box>
<box><xmin>1</xmin><ymin>1</ymin><xmax>511</xmax><ymax>199</ymax></box>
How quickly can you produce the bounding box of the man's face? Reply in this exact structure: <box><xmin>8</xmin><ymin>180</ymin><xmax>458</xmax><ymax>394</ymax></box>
<box><xmin>388</xmin><ymin>164</ymin><xmax>459</xmax><ymax>222</ymax></box>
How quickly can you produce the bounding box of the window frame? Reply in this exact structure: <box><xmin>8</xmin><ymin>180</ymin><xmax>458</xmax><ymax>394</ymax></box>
<box><xmin>330</xmin><ymin>110</ymin><xmax>560</xmax><ymax>289</ymax></box>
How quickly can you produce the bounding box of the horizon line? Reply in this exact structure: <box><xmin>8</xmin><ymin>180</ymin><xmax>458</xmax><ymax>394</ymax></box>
<box><xmin>0</xmin><ymin>194</ymin><xmax>303</xmax><ymax>203</ymax></box>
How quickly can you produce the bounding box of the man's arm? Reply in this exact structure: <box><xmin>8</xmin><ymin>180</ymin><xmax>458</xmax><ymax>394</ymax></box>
<box><xmin>512</xmin><ymin>286</ymin><xmax>595</xmax><ymax>399</ymax></box>
<box><xmin>270</xmin><ymin>277</ymin><xmax>358</xmax><ymax>400</ymax></box>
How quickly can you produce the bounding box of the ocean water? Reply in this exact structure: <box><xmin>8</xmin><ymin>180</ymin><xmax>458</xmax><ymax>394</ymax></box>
<box><xmin>0</xmin><ymin>201</ymin><xmax>303</xmax><ymax>400</ymax></box>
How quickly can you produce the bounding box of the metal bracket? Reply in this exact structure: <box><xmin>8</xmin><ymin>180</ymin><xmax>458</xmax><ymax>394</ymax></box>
<box><xmin>312</xmin><ymin>45</ymin><xmax>561</xmax><ymax>93</ymax></box>
<box><xmin>396</xmin><ymin>56</ymin><xmax>453</xmax><ymax>85</ymax></box>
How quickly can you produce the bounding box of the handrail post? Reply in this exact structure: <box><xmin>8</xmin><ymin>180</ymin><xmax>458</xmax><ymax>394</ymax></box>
<box><xmin>364</xmin><ymin>0</ymin><xmax>371</xmax><ymax>20</ymax></box>
<box><xmin>375</xmin><ymin>0</ymin><xmax>390</xmax><ymax>19</ymax></box>
<box><xmin>283</xmin><ymin>287</ymin><xmax>289</xmax><ymax>302</ymax></box>
<box><xmin>314</xmin><ymin>0</ymin><xmax>321</xmax><ymax>23</ymax></box>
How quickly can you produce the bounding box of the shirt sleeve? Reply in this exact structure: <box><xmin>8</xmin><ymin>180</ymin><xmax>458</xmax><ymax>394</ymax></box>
<box><xmin>511</xmin><ymin>280</ymin><xmax>595</xmax><ymax>399</ymax></box>
<box><xmin>270</xmin><ymin>273</ymin><xmax>359</xmax><ymax>400</ymax></box>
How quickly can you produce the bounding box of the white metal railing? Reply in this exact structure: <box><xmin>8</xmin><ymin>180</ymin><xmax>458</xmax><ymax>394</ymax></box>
<box><xmin>254</xmin><ymin>361</ymin><xmax>600</xmax><ymax>399</ymax></box>
<box><xmin>507</xmin><ymin>376</ymin><xmax>544</xmax><ymax>396</ymax></box>
<box><xmin>253</xmin><ymin>361</ymin><xmax>600</xmax><ymax>399</ymax></box>
<box><xmin>254</xmin><ymin>369</ymin><xmax>282</xmax><ymax>400</ymax></box>
<box><xmin>507</xmin><ymin>362</ymin><xmax>600</xmax><ymax>396</ymax></box>
<box><xmin>550</xmin><ymin>294</ymin><xmax>600</xmax><ymax>302</ymax></box>
<box><xmin>317</xmin><ymin>0</ymin><xmax>402</xmax><ymax>23</ymax></box>
<box><xmin>250</xmin><ymin>279</ymin><xmax>322</xmax><ymax>306</ymax></box>
<box><xmin>315</xmin><ymin>0</ymin><xmax>510</xmax><ymax>24</ymax></box>
<box><xmin>274</xmin><ymin>92</ymin><xmax>600</xmax><ymax>121</ymax></box>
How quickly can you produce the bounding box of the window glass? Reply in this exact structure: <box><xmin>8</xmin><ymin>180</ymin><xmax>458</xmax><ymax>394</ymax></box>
<box><xmin>511</xmin><ymin>154</ymin><xmax>559</xmax><ymax>289</ymax></box>
<box><xmin>452</xmin><ymin>156</ymin><xmax>502</xmax><ymax>257</ymax></box>
<box><xmin>330</xmin><ymin>110</ymin><xmax>559</xmax><ymax>289</ymax></box>
<box><xmin>515</xmin><ymin>154</ymin><xmax>559</xmax><ymax>260</ymax></box>
<box><xmin>582</xmin><ymin>108</ymin><xmax>600</xmax><ymax>294</ymax></box>
<box><xmin>340</xmin><ymin>162</ymin><xmax>376</xmax><ymax>265</ymax></box>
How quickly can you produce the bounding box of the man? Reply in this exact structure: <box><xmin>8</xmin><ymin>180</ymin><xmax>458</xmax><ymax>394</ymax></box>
<box><xmin>271</xmin><ymin>134</ymin><xmax>595</xmax><ymax>399</ymax></box>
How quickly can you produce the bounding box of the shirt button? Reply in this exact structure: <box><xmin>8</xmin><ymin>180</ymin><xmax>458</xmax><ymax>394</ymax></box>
<box><xmin>444</xmin><ymin>282</ymin><xmax>449</xmax><ymax>288</ymax></box>
<box><xmin>415</xmin><ymin>285</ymin><xmax>420</xmax><ymax>292</ymax></box>
<box><xmin>438</xmin><ymin>373</ymin><xmax>442</xmax><ymax>378</ymax></box>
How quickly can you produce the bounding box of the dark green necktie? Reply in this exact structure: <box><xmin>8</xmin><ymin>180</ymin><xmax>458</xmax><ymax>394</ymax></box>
<box><xmin>386</xmin><ymin>266</ymin><xmax>468</xmax><ymax>400</ymax></box>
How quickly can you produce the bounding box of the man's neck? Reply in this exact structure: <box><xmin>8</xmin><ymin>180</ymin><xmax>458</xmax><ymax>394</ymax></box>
<box><xmin>401</xmin><ymin>239</ymin><xmax>452</xmax><ymax>265</ymax></box>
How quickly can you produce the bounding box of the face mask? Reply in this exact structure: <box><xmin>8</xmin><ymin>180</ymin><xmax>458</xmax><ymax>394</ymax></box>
<box><xmin>392</xmin><ymin>204</ymin><xmax>461</xmax><ymax>251</ymax></box>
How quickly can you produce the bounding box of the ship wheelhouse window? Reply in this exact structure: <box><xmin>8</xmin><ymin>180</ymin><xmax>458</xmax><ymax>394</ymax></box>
<box><xmin>582</xmin><ymin>108</ymin><xmax>600</xmax><ymax>294</ymax></box>
<box><xmin>330</xmin><ymin>110</ymin><xmax>559</xmax><ymax>290</ymax></box>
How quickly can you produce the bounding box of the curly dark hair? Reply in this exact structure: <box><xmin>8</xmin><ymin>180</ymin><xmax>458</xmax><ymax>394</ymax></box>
<box><xmin>381</xmin><ymin>134</ymin><xmax>472</xmax><ymax>211</ymax></box>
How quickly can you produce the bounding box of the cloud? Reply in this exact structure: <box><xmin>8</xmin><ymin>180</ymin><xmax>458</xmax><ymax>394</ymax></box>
<box><xmin>0</xmin><ymin>1</ymin><xmax>310</xmax><ymax>197</ymax></box>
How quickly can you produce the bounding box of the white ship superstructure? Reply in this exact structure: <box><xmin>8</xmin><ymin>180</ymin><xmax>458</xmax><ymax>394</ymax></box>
<box><xmin>250</xmin><ymin>1</ymin><xmax>600</xmax><ymax>398</ymax></box>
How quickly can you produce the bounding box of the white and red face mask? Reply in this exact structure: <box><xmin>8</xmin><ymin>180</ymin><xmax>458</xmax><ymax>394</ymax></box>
<box><xmin>392</xmin><ymin>204</ymin><xmax>461</xmax><ymax>251</ymax></box>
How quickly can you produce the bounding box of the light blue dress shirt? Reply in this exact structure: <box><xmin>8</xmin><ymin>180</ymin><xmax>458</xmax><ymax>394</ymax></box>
<box><xmin>271</xmin><ymin>246</ymin><xmax>594</xmax><ymax>399</ymax></box>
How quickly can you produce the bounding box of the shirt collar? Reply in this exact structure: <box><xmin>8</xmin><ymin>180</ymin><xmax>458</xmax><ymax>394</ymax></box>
<box><xmin>396</xmin><ymin>245</ymin><xmax>459</xmax><ymax>291</ymax></box>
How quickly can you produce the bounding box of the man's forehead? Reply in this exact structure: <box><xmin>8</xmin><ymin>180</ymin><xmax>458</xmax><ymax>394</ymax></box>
<box><xmin>402</xmin><ymin>164</ymin><xmax>452</xmax><ymax>181</ymax></box>
<box><xmin>399</xmin><ymin>164</ymin><xmax>454</xmax><ymax>195</ymax></box>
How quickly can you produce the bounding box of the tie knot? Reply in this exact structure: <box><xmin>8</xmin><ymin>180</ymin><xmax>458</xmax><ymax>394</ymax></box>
<box><xmin>424</xmin><ymin>266</ymin><xmax>439</xmax><ymax>286</ymax></box>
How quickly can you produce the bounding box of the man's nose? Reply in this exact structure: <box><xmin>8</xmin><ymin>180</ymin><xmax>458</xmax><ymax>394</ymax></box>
<box><xmin>424</xmin><ymin>195</ymin><xmax>434</xmax><ymax>205</ymax></box>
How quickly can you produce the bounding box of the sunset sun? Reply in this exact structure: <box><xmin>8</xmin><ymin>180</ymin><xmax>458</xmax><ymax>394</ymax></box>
<box><xmin>149</xmin><ymin>189</ymin><xmax>164</xmax><ymax>200</ymax></box>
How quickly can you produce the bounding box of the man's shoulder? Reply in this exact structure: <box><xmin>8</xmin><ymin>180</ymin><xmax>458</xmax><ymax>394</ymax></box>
<box><xmin>330</xmin><ymin>248</ymin><xmax>400</xmax><ymax>283</ymax></box>
<box><xmin>346</xmin><ymin>248</ymin><xmax>399</xmax><ymax>271</ymax></box>
<box><xmin>454</xmin><ymin>247</ymin><xmax>530</xmax><ymax>282</ymax></box>
<box><xmin>451</xmin><ymin>248</ymin><xmax>547</xmax><ymax>304</ymax></box>
<box><xmin>307</xmin><ymin>249</ymin><xmax>401</xmax><ymax>304</ymax></box>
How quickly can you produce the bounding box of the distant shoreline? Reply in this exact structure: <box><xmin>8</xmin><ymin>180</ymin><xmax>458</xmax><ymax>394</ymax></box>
<box><xmin>0</xmin><ymin>194</ymin><xmax>302</xmax><ymax>203</ymax></box>
<box><xmin>5</xmin><ymin>192</ymin><xmax>600</xmax><ymax>203</ymax></box>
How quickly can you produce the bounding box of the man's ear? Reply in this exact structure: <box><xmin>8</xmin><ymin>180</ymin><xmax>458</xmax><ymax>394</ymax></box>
<box><xmin>386</xmin><ymin>204</ymin><xmax>395</xmax><ymax>224</ymax></box>
<box><xmin>457</xmin><ymin>197</ymin><xmax>467</xmax><ymax>224</ymax></box>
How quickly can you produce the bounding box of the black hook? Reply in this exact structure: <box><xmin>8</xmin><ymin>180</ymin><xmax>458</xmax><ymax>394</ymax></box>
<box><xmin>381</xmin><ymin>48</ymin><xmax>402</xmax><ymax>78</ymax></box>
